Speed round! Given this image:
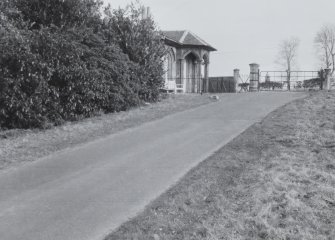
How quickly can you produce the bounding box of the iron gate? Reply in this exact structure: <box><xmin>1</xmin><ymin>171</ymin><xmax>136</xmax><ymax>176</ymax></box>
<box><xmin>259</xmin><ymin>71</ymin><xmax>321</xmax><ymax>91</ymax></box>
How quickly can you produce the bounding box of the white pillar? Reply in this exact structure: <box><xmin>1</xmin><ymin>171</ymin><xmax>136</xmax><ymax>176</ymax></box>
<box><xmin>182</xmin><ymin>59</ymin><xmax>187</xmax><ymax>93</ymax></box>
<box><xmin>204</xmin><ymin>63</ymin><xmax>209</xmax><ymax>93</ymax></box>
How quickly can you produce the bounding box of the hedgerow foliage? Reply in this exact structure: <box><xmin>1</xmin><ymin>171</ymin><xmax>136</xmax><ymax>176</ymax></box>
<box><xmin>259</xmin><ymin>81</ymin><xmax>283</xmax><ymax>90</ymax></box>
<box><xmin>0</xmin><ymin>0</ymin><xmax>166</xmax><ymax>129</ymax></box>
<box><xmin>303</xmin><ymin>78</ymin><xmax>322</xmax><ymax>89</ymax></box>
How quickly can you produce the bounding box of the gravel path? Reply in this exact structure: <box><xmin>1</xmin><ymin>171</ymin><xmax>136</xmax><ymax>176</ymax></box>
<box><xmin>0</xmin><ymin>92</ymin><xmax>304</xmax><ymax>240</ymax></box>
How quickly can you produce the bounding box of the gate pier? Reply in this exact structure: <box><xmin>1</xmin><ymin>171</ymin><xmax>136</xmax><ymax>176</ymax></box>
<box><xmin>249</xmin><ymin>63</ymin><xmax>260</xmax><ymax>92</ymax></box>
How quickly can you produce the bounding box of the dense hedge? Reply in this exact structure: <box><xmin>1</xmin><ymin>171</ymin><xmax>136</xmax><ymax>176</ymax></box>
<box><xmin>0</xmin><ymin>0</ymin><xmax>166</xmax><ymax>129</ymax></box>
<box><xmin>303</xmin><ymin>78</ymin><xmax>322</xmax><ymax>89</ymax></box>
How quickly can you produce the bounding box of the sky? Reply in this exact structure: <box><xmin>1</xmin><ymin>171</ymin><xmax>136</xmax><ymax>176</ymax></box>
<box><xmin>104</xmin><ymin>0</ymin><xmax>335</xmax><ymax>76</ymax></box>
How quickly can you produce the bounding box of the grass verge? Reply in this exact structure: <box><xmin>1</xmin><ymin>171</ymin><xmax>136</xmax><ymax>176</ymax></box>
<box><xmin>106</xmin><ymin>91</ymin><xmax>335</xmax><ymax>240</ymax></box>
<box><xmin>0</xmin><ymin>94</ymin><xmax>214</xmax><ymax>171</ymax></box>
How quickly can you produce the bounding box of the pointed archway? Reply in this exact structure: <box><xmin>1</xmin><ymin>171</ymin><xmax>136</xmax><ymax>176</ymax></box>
<box><xmin>164</xmin><ymin>48</ymin><xmax>176</xmax><ymax>90</ymax></box>
<box><xmin>183</xmin><ymin>51</ymin><xmax>201</xmax><ymax>93</ymax></box>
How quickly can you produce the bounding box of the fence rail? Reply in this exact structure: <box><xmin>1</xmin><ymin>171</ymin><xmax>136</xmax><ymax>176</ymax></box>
<box><xmin>163</xmin><ymin>70</ymin><xmax>326</xmax><ymax>94</ymax></box>
<box><xmin>163</xmin><ymin>78</ymin><xmax>203</xmax><ymax>93</ymax></box>
<box><xmin>163</xmin><ymin>77</ymin><xmax>236</xmax><ymax>93</ymax></box>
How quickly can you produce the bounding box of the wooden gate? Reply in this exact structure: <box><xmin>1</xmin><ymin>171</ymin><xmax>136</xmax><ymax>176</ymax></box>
<box><xmin>206</xmin><ymin>77</ymin><xmax>236</xmax><ymax>93</ymax></box>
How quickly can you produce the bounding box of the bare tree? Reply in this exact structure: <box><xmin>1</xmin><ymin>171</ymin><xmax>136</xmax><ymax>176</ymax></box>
<box><xmin>315</xmin><ymin>24</ymin><xmax>335</xmax><ymax>75</ymax></box>
<box><xmin>276</xmin><ymin>37</ymin><xmax>300</xmax><ymax>91</ymax></box>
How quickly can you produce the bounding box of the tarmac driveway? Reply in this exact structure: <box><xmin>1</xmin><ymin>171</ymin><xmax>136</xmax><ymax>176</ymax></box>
<box><xmin>0</xmin><ymin>92</ymin><xmax>304</xmax><ymax>240</ymax></box>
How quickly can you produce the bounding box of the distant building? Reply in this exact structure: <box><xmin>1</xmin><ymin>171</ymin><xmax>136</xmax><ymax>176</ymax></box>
<box><xmin>162</xmin><ymin>30</ymin><xmax>216</xmax><ymax>93</ymax></box>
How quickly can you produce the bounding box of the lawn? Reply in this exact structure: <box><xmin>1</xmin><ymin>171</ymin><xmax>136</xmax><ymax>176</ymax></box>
<box><xmin>106</xmin><ymin>91</ymin><xmax>335</xmax><ymax>240</ymax></box>
<box><xmin>0</xmin><ymin>94</ymin><xmax>214</xmax><ymax>171</ymax></box>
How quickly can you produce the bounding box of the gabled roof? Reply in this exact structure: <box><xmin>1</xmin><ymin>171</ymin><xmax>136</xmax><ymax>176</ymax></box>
<box><xmin>162</xmin><ymin>30</ymin><xmax>216</xmax><ymax>51</ymax></box>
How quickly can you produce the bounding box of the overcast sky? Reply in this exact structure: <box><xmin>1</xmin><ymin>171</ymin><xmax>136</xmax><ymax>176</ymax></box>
<box><xmin>104</xmin><ymin>0</ymin><xmax>335</xmax><ymax>76</ymax></box>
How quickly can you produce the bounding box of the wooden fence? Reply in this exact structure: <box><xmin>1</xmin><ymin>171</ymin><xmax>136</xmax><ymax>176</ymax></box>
<box><xmin>207</xmin><ymin>77</ymin><xmax>236</xmax><ymax>93</ymax></box>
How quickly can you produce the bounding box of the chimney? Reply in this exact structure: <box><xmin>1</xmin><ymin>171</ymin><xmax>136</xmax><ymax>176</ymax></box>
<box><xmin>141</xmin><ymin>6</ymin><xmax>151</xmax><ymax>19</ymax></box>
<box><xmin>146</xmin><ymin>7</ymin><xmax>151</xmax><ymax>18</ymax></box>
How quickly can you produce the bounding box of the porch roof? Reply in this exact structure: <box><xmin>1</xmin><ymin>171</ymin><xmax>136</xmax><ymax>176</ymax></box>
<box><xmin>162</xmin><ymin>30</ymin><xmax>217</xmax><ymax>51</ymax></box>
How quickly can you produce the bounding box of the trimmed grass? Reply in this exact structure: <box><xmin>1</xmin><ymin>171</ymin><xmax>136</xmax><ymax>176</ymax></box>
<box><xmin>0</xmin><ymin>94</ymin><xmax>214</xmax><ymax>171</ymax></box>
<box><xmin>106</xmin><ymin>91</ymin><xmax>335</xmax><ymax>240</ymax></box>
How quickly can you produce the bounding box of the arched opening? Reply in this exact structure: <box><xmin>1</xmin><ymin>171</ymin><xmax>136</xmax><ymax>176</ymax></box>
<box><xmin>167</xmin><ymin>49</ymin><xmax>175</xmax><ymax>79</ymax></box>
<box><xmin>184</xmin><ymin>52</ymin><xmax>199</xmax><ymax>93</ymax></box>
<box><xmin>164</xmin><ymin>48</ymin><xmax>176</xmax><ymax>90</ymax></box>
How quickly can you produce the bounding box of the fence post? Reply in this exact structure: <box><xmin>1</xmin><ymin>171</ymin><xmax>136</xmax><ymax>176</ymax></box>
<box><xmin>249</xmin><ymin>63</ymin><xmax>260</xmax><ymax>92</ymax></box>
<box><xmin>233</xmin><ymin>69</ymin><xmax>240</xmax><ymax>93</ymax></box>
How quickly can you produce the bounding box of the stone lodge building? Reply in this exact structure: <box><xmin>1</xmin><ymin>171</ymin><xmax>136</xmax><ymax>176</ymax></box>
<box><xmin>162</xmin><ymin>30</ymin><xmax>216</xmax><ymax>93</ymax></box>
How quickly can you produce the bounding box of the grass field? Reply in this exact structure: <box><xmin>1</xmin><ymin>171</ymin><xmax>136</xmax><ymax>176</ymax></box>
<box><xmin>0</xmin><ymin>94</ymin><xmax>214</xmax><ymax>171</ymax></box>
<box><xmin>106</xmin><ymin>91</ymin><xmax>335</xmax><ymax>240</ymax></box>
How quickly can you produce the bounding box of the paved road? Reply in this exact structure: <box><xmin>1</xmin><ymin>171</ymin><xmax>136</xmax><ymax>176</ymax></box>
<box><xmin>0</xmin><ymin>92</ymin><xmax>304</xmax><ymax>240</ymax></box>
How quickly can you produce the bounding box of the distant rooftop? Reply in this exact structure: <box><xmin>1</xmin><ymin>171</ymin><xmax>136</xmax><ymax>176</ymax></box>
<box><xmin>162</xmin><ymin>30</ymin><xmax>216</xmax><ymax>51</ymax></box>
